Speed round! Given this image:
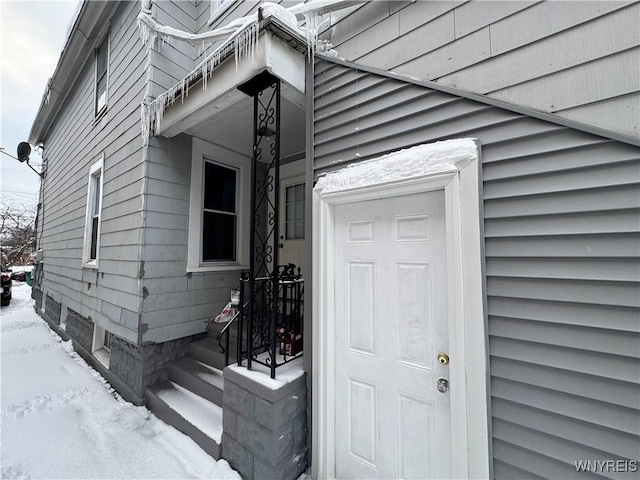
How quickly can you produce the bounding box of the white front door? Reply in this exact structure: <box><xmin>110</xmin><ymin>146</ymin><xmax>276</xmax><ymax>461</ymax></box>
<box><xmin>334</xmin><ymin>190</ymin><xmax>451</xmax><ymax>479</ymax></box>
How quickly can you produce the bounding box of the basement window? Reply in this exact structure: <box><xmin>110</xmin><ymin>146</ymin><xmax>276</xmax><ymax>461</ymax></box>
<box><xmin>92</xmin><ymin>325</ymin><xmax>112</xmax><ymax>368</ymax></box>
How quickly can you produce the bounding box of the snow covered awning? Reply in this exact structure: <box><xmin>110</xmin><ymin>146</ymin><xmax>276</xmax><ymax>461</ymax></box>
<box><xmin>158</xmin><ymin>23</ymin><xmax>306</xmax><ymax>139</ymax></box>
<box><xmin>314</xmin><ymin>139</ymin><xmax>480</xmax><ymax>194</ymax></box>
<box><xmin>139</xmin><ymin>6</ymin><xmax>311</xmax><ymax>145</ymax></box>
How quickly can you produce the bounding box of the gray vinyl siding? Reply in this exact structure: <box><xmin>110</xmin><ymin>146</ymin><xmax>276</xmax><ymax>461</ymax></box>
<box><xmin>313</xmin><ymin>58</ymin><xmax>640</xmax><ymax>478</ymax></box>
<box><xmin>148</xmin><ymin>1</ymin><xmax>197</xmax><ymax>99</ymax></box>
<box><xmin>38</xmin><ymin>0</ymin><xmax>147</xmax><ymax>342</ymax></box>
<box><xmin>321</xmin><ymin>0</ymin><xmax>640</xmax><ymax>138</ymax></box>
<box><xmin>193</xmin><ymin>0</ymin><xmax>303</xmax><ymax>64</ymax></box>
<box><xmin>139</xmin><ymin>134</ymin><xmax>241</xmax><ymax>343</ymax></box>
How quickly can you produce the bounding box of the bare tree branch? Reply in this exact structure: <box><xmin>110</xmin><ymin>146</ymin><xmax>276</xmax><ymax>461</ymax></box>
<box><xmin>0</xmin><ymin>200</ymin><xmax>36</xmax><ymax>268</ymax></box>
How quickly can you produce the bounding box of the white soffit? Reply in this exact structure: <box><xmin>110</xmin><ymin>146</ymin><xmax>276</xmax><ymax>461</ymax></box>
<box><xmin>159</xmin><ymin>31</ymin><xmax>305</xmax><ymax>138</ymax></box>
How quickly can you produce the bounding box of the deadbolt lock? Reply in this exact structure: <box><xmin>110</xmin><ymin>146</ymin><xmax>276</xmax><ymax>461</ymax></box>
<box><xmin>437</xmin><ymin>377</ymin><xmax>449</xmax><ymax>393</ymax></box>
<box><xmin>437</xmin><ymin>352</ymin><xmax>450</xmax><ymax>365</ymax></box>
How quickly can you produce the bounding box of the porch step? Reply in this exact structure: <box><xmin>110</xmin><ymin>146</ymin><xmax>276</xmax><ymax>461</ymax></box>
<box><xmin>208</xmin><ymin>320</ymin><xmax>238</xmax><ymax>336</ymax></box>
<box><xmin>145</xmin><ymin>380</ymin><xmax>222</xmax><ymax>459</ymax></box>
<box><xmin>189</xmin><ymin>335</ymin><xmax>237</xmax><ymax>371</ymax></box>
<box><xmin>168</xmin><ymin>356</ymin><xmax>224</xmax><ymax>407</ymax></box>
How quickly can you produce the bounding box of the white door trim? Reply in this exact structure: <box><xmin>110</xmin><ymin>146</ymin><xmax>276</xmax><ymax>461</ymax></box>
<box><xmin>312</xmin><ymin>142</ymin><xmax>490</xmax><ymax>479</ymax></box>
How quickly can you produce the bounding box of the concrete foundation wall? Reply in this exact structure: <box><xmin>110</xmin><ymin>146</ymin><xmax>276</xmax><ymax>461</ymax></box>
<box><xmin>109</xmin><ymin>336</ymin><xmax>192</xmax><ymax>397</ymax></box>
<box><xmin>44</xmin><ymin>294</ymin><xmax>61</xmax><ymax>325</ymax></box>
<box><xmin>223</xmin><ymin>367</ymin><xmax>308</xmax><ymax>480</ymax></box>
<box><xmin>65</xmin><ymin>308</ymin><xmax>94</xmax><ymax>352</ymax></box>
<box><xmin>33</xmin><ymin>285</ymin><xmax>193</xmax><ymax>402</ymax></box>
<box><xmin>33</xmin><ymin>288</ymin><xmax>43</xmax><ymax>312</ymax></box>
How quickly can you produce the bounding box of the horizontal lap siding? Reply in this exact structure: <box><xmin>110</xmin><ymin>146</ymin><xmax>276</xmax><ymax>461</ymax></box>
<box><xmin>140</xmin><ymin>135</ymin><xmax>240</xmax><ymax>343</ymax></box>
<box><xmin>324</xmin><ymin>1</ymin><xmax>639</xmax><ymax>138</ymax></box>
<box><xmin>39</xmin><ymin>1</ymin><xmax>146</xmax><ymax>342</ymax></box>
<box><xmin>194</xmin><ymin>1</ymin><xmax>302</xmax><ymax>64</ymax></box>
<box><xmin>151</xmin><ymin>1</ymin><xmax>198</xmax><ymax>97</ymax></box>
<box><xmin>138</xmin><ymin>0</ymin><xmax>303</xmax><ymax>344</ymax></box>
<box><xmin>313</xmin><ymin>58</ymin><xmax>640</xmax><ymax>478</ymax></box>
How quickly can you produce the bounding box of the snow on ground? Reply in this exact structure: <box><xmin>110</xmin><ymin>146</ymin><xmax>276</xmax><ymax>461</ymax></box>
<box><xmin>1</xmin><ymin>283</ymin><xmax>240</xmax><ymax>480</ymax></box>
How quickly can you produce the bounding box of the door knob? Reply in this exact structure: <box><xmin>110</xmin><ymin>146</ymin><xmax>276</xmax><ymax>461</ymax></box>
<box><xmin>437</xmin><ymin>352</ymin><xmax>449</xmax><ymax>365</ymax></box>
<box><xmin>437</xmin><ymin>377</ymin><xmax>449</xmax><ymax>393</ymax></box>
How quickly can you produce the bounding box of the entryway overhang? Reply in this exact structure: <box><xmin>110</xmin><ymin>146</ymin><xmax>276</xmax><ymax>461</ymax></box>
<box><xmin>153</xmin><ymin>19</ymin><xmax>307</xmax><ymax>160</ymax></box>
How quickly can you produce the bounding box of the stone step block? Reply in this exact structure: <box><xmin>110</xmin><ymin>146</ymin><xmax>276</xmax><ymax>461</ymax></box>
<box><xmin>168</xmin><ymin>356</ymin><xmax>224</xmax><ymax>408</ymax></box>
<box><xmin>189</xmin><ymin>336</ymin><xmax>236</xmax><ymax>371</ymax></box>
<box><xmin>145</xmin><ymin>381</ymin><xmax>222</xmax><ymax>459</ymax></box>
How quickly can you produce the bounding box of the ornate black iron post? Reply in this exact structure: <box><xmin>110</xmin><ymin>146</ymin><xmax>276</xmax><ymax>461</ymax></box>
<box><xmin>239</xmin><ymin>72</ymin><xmax>282</xmax><ymax>378</ymax></box>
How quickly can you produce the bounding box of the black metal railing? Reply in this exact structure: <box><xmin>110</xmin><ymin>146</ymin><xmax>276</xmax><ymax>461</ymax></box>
<box><xmin>216</xmin><ymin>300</ymin><xmax>249</xmax><ymax>367</ymax></box>
<box><xmin>212</xmin><ymin>72</ymin><xmax>304</xmax><ymax>378</ymax></box>
<box><xmin>236</xmin><ymin>265</ymin><xmax>304</xmax><ymax>378</ymax></box>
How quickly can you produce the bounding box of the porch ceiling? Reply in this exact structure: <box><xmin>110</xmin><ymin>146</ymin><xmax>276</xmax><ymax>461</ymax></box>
<box><xmin>157</xmin><ymin>24</ymin><xmax>307</xmax><ymax>161</ymax></box>
<box><xmin>185</xmin><ymin>91</ymin><xmax>306</xmax><ymax>159</ymax></box>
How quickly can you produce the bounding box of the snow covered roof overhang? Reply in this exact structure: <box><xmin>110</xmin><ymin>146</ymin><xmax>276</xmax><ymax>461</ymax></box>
<box><xmin>156</xmin><ymin>18</ymin><xmax>307</xmax><ymax>155</ymax></box>
<box><xmin>28</xmin><ymin>1</ymin><xmax>119</xmax><ymax>146</ymax></box>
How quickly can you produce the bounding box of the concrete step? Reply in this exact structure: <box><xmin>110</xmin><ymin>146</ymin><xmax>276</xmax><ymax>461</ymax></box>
<box><xmin>145</xmin><ymin>381</ymin><xmax>223</xmax><ymax>459</ymax></box>
<box><xmin>189</xmin><ymin>336</ymin><xmax>237</xmax><ymax>371</ymax></box>
<box><xmin>168</xmin><ymin>356</ymin><xmax>224</xmax><ymax>408</ymax></box>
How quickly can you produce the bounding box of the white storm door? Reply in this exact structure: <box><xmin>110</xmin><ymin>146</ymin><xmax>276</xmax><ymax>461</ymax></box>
<box><xmin>334</xmin><ymin>190</ymin><xmax>451</xmax><ymax>479</ymax></box>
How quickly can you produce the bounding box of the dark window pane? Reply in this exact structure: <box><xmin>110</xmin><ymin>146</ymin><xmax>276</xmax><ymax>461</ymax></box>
<box><xmin>92</xmin><ymin>173</ymin><xmax>101</xmax><ymax>215</ymax></box>
<box><xmin>96</xmin><ymin>77</ymin><xmax>107</xmax><ymax>112</ymax></box>
<box><xmin>90</xmin><ymin>216</ymin><xmax>99</xmax><ymax>260</ymax></box>
<box><xmin>204</xmin><ymin>162</ymin><xmax>236</xmax><ymax>212</ymax></box>
<box><xmin>97</xmin><ymin>41</ymin><xmax>108</xmax><ymax>77</ymax></box>
<box><xmin>203</xmin><ymin>211</ymin><xmax>236</xmax><ymax>261</ymax></box>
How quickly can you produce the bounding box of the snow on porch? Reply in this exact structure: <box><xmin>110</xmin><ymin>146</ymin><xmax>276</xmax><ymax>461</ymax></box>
<box><xmin>313</xmin><ymin>138</ymin><xmax>479</xmax><ymax>194</ymax></box>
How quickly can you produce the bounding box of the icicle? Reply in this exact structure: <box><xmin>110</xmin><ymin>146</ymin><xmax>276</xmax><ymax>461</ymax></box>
<box><xmin>140</xmin><ymin>102</ymin><xmax>151</xmax><ymax>147</ymax></box>
<box><xmin>202</xmin><ymin>62</ymin><xmax>206</xmax><ymax>91</ymax></box>
<box><xmin>304</xmin><ymin>10</ymin><xmax>322</xmax><ymax>61</ymax></box>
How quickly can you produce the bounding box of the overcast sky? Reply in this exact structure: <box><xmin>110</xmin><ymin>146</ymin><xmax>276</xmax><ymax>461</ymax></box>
<box><xmin>1</xmin><ymin>0</ymin><xmax>81</xmax><ymax>208</ymax></box>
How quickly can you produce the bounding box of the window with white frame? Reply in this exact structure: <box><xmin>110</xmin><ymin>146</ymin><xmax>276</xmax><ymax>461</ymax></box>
<box><xmin>209</xmin><ymin>0</ymin><xmax>235</xmax><ymax>24</ymax></box>
<box><xmin>188</xmin><ymin>139</ymin><xmax>250</xmax><ymax>271</ymax></box>
<box><xmin>92</xmin><ymin>324</ymin><xmax>111</xmax><ymax>367</ymax></box>
<box><xmin>95</xmin><ymin>34</ymin><xmax>109</xmax><ymax>116</ymax></box>
<box><xmin>83</xmin><ymin>158</ymin><xmax>104</xmax><ymax>266</ymax></box>
<box><xmin>285</xmin><ymin>182</ymin><xmax>305</xmax><ymax>240</ymax></box>
<box><xmin>203</xmin><ymin>160</ymin><xmax>237</xmax><ymax>261</ymax></box>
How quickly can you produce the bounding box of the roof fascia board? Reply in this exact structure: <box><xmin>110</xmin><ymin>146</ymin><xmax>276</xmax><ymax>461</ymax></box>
<box><xmin>29</xmin><ymin>1</ymin><xmax>118</xmax><ymax>145</ymax></box>
<box><xmin>317</xmin><ymin>54</ymin><xmax>640</xmax><ymax>148</ymax></box>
